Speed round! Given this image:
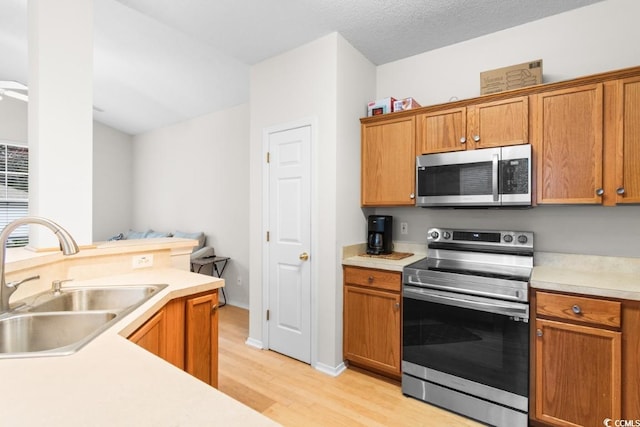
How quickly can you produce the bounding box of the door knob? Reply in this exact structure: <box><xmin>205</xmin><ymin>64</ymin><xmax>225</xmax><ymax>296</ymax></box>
<box><xmin>299</xmin><ymin>252</ymin><xmax>309</xmax><ymax>261</ymax></box>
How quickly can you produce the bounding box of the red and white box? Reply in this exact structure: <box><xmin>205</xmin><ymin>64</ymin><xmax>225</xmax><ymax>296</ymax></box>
<box><xmin>367</xmin><ymin>97</ymin><xmax>396</xmax><ymax>116</ymax></box>
<box><xmin>393</xmin><ymin>97</ymin><xmax>421</xmax><ymax>112</ymax></box>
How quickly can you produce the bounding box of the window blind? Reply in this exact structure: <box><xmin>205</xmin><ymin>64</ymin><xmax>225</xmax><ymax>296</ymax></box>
<box><xmin>0</xmin><ymin>142</ymin><xmax>28</xmax><ymax>247</ymax></box>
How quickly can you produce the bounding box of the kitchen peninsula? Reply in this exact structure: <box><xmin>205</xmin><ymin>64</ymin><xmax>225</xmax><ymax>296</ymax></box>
<box><xmin>0</xmin><ymin>239</ymin><xmax>279</xmax><ymax>426</ymax></box>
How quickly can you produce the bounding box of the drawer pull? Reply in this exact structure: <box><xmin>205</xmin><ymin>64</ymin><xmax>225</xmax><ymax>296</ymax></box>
<box><xmin>368</xmin><ymin>276</ymin><xmax>374</xmax><ymax>283</ymax></box>
<box><xmin>572</xmin><ymin>305</ymin><xmax>582</xmax><ymax>315</ymax></box>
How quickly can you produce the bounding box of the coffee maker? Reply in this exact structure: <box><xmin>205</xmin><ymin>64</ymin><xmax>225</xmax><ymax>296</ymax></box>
<box><xmin>366</xmin><ymin>215</ymin><xmax>393</xmax><ymax>255</ymax></box>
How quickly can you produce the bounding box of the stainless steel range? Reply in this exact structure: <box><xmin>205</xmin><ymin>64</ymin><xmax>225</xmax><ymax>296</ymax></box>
<box><xmin>402</xmin><ymin>228</ymin><xmax>533</xmax><ymax>427</ymax></box>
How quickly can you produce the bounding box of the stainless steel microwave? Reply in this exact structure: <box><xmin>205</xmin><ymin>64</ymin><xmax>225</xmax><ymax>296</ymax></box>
<box><xmin>416</xmin><ymin>144</ymin><xmax>532</xmax><ymax>207</ymax></box>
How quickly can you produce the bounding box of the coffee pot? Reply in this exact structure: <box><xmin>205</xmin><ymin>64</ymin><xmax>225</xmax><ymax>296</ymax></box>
<box><xmin>366</xmin><ymin>215</ymin><xmax>393</xmax><ymax>255</ymax></box>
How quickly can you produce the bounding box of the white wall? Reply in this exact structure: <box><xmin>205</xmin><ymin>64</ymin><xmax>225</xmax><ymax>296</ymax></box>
<box><xmin>131</xmin><ymin>104</ymin><xmax>250</xmax><ymax>307</ymax></box>
<box><xmin>249</xmin><ymin>33</ymin><xmax>375</xmax><ymax>371</ymax></box>
<box><xmin>92</xmin><ymin>121</ymin><xmax>133</xmax><ymax>241</ymax></box>
<box><xmin>0</xmin><ymin>97</ymin><xmax>28</xmax><ymax>142</ymax></box>
<box><xmin>374</xmin><ymin>0</ymin><xmax>640</xmax><ymax>258</ymax></box>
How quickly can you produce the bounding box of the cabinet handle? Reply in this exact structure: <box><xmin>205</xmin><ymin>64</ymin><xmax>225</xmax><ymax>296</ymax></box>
<box><xmin>536</xmin><ymin>329</ymin><xmax>543</xmax><ymax>337</ymax></box>
<box><xmin>211</xmin><ymin>304</ymin><xmax>219</xmax><ymax>314</ymax></box>
<box><xmin>572</xmin><ymin>304</ymin><xmax>582</xmax><ymax>314</ymax></box>
<box><xmin>617</xmin><ymin>187</ymin><xmax>625</xmax><ymax>195</ymax></box>
<box><xmin>473</xmin><ymin>135</ymin><xmax>480</xmax><ymax>142</ymax></box>
<box><xmin>460</xmin><ymin>137</ymin><xmax>466</xmax><ymax>144</ymax></box>
<box><xmin>595</xmin><ymin>188</ymin><xmax>604</xmax><ymax>196</ymax></box>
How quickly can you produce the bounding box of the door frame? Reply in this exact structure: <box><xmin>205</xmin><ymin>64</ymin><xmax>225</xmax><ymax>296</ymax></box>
<box><xmin>261</xmin><ymin>116</ymin><xmax>317</xmax><ymax>368</ymax></box>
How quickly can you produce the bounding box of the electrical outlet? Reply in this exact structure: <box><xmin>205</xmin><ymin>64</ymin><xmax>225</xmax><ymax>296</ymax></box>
<box><xmin>400</xmin><ymin>222</ymin><xmax>408</xmax><ymax>235</ymax></box>
<box><xmin>132</xmin><ymin>254</ymin><xmax>154</xmax><ymax>269</ymax></box>
<box><xmin>237</xmin><ymin>276</ymin><xmax>242</xmax><ymax>286</ymax></box>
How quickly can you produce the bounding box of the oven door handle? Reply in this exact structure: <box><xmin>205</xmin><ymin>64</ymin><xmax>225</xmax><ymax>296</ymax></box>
<box><xmin>404</xmin><ymin>286</ymin><xmax>529</xmax><ymax>319</ymax></box>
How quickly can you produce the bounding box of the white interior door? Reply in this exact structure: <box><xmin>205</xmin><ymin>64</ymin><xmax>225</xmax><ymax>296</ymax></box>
<box><xmin>267</xmin><ymin>124</ymin><xmax>311</xmax><ymax>363</ymax></box>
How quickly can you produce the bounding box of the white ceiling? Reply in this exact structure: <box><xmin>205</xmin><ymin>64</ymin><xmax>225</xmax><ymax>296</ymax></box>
<box><xmin>0</xmin><ymin>0</ymin><xmax>603</xmax><ymax>135</ymax></box>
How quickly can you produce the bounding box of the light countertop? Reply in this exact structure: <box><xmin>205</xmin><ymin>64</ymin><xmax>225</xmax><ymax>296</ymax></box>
<box><xmin>531</xmin><ymin>252</ymin><xmax>640</xmax><ymax>301</ymax></box>
<box><xmin>341</xmin><ymin>242</ymin><xmax>427</xmax><ymax>272</ymax></box>
<box><xmin>0</xmin><ymin>268</ymin><xmax>279</xmax><ymax>427</ymax></box>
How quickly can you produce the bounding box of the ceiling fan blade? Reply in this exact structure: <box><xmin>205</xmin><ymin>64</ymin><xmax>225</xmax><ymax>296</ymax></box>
<box><xmin>3</xmin><ymin>90</ymin><xmax>29</xmax><ymax>102</ymax></box>
<box><xmin>0</xmin><ymin>80</ymin><xmax>28</xmax><ymax>91</ymax></box>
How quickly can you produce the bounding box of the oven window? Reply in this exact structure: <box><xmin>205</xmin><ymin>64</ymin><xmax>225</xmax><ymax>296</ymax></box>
<box><xmin>403</xmin><ymin>295</ymin><xmax>529</xmax><ymax>397</ymax></box>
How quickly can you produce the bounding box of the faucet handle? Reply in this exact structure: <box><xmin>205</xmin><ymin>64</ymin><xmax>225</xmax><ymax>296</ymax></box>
<box><xmin>7</xmin><ymin>275</ymin><xmax>41</xmax><ymax>289</ymax></box>
<box><xmin>52</xmin><ymin>278</ymin><xmax>74</xmax><ymax>293</ymax></box>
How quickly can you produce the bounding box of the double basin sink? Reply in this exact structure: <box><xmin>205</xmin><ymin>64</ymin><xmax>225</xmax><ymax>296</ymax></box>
<box><xmin>0</xmin><ymin>284</ymin><xmax>167</xmax><ymax>358</ymax></box>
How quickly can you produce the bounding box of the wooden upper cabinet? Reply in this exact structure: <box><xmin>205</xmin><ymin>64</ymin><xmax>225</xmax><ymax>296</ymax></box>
<box><xmin>417</xmin><ymin>96</ymin><xmax>528</xmax><ymax>154</ymax></box>
<box><xmin>416</xmin><ymin>107</ymin><xmax>466</xmax><ymax>154</ymax></box>
<box><xmin>532</xmin><ymin>83</ymin><xmax>604</xmax><ymax>204</ymax></box>
<box><xmin>361</xmin><ymin>115</ymin><xmax>416</xmax><ymax>206</ymax></box>
<box><xmin>468</xmin><ymin>96</ymin><xmax>529</xmax><ymax>149</ymax></box>
<box><xmin>607</xmin><ymin>76</ymin><xmax>640</xmax><ymax>204</ymax></box>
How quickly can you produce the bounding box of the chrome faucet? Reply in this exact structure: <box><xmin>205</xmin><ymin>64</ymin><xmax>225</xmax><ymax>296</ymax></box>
<box><xmin>0</xmin><ymin>217</ymin><xmax>80</xmax><ymax>313</ymax></box>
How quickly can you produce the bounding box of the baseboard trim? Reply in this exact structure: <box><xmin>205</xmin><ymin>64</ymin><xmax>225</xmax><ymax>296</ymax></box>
<box><xmin>314</xmin><ymin>361</ymin><xmax>347</xmax><ymax>377</ymax></box>
<box><xmin>245</xmin><ymin>337</ymin><xmax>264</xmax><ymax>349</ymax></box>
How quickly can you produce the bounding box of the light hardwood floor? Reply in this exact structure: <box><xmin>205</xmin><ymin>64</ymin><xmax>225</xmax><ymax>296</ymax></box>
<box><xmin>217</xmin><ymin>305</ymin><xmax>482</xmax><ymax>427</ymax></box>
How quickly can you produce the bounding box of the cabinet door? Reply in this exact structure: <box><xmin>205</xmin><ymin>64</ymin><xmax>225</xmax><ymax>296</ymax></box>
<box><xmin>361</xmin><ymin>115</ymin><xmax>416</xmax><ymax>206</ymax></box>
<box><xmin>532</xmin><ymin>84</ymin><xmax>604</xmax><ymax>204</ymax></box>
<box><xmin>613</xmin><ymin>76</ymin><xmax>640</xmax><ymax>204</ymax></box>
<box><xmin>468</xmin><ymin>96</ymin><xmax>529</xmax><ymax>149</ymax></box>
<box><xmin>416</xmin><ymin>107</ymin><xmax>466</xmax><ymax>154</ymax></box>
<box><xmin>185</xmin><ymin>291</ymin><xmax>219</xmax><ymax>388</ymax></box>
<box><xmin>535</xmin><ymin>318</ymin><xmax>621</xmax><ymax>426</ymax></box>
<box><xmin>343</xmin><ymin>284</ymin><xmax>401</xmax><ymax>377</ymax></box>
<box><xmin>128</xmin><ymin>308</ymin><xmax>167</xmax><ymax>359</ymax></box>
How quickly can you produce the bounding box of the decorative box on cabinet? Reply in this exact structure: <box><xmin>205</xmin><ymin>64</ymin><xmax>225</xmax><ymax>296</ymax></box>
<box><xmin>343</xmin><ymin>266</ymin><xmax>401</xmax><ymax>379</ymax></box>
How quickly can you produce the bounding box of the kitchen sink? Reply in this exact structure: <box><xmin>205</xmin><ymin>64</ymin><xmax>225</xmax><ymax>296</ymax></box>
<box><xmin>27</xmin><ymin>284</ymin><xmax>167</xmax><ymax>313</ymax></box>
<box><xmin>0</xmin><ymin>311</ymin><xmax>117</xmax><ymax>358</ymax></box>
<box><xmin>0</xmin><ymin>283</ymin><xmax>168</xmax><ymax>359</ymax></box>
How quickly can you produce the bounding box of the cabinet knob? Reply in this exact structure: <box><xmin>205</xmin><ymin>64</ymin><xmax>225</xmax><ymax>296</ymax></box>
<box><xmin>536</xmin><ymin>329</ymin><xmax>543</xmax><ymax>337</ymax></box>
<box><xmin>473</xmin><ymin>135</ymin><xmax>480</xmax><ymax>142</ymax></box>
<box><xmin>460</xmin><ymin>137</ymin><xmax>466</xmax><ymax>144</ymax></box>
<box><xmin>394</xmin><ymin>302</ymin><xmax>400</xmax><ymax>311</ymax></box>
<box><xmin>617</xmin><ymin>187</ymin><xmax>626</xmax><ymax>195</ymax></box>
<box><xmin>595</xmin><ymin>188</ymin><xmax>604</xmax><ymax>196</ymax></box>
<box><xmin>368</xmin><ymin>276</ymin><xmax>374</xmax><ymax>283</ymax></box>
<box><xmin>572</xmin><ymin>304</ymin><xmax>582</xmax><ymax>314</ymax></box>
<box><xmin>410</xmin><ymin>193</ymin><xmax>415</xmax><ymax>199</ymax></box>
<box><xmin>211</xmin><ymin>304</ymin><xmax>219</xmax><ymax>314</ymax></box>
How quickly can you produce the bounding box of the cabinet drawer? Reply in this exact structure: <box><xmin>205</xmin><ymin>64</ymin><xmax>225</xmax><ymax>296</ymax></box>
<box><xmin>344</xmin><ymin>266</ymin><xmax>401</xmax><ymax>292</ymax></box>
<box><xmin>536</xmin><ymin>291</ymin><xmax>621</xmax><ymax>328</ymax></box>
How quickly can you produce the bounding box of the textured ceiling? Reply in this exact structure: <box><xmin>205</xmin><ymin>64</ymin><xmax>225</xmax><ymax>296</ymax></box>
<box><xmin>0</xmin><ymin>0</ymin><xmax>603</xmax><ymax>135</ymax></box>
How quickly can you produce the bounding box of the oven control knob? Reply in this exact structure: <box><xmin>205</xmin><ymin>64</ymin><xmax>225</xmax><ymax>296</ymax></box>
<box><xmin>430</xmin><ymin>231</ymin><xmax>439</xmax><ymax>239</ymax></box>
<box><xmin>503</xmin><ymin>235</ymin><xmax>513</xmax><ymax>243</ymax></box>
<box><xmin>517</xmin><ymin>235</ymin><xmax>528</xmax><ymax>244</ymax></box>
<box><xmin>442</xmin><ymin>231</ymin><xmax>451</xmax><ymax>239</ymax></box>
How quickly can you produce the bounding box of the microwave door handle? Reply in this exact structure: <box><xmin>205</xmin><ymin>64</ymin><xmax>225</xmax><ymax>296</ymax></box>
<box><xmin>492</xmin><ymin>153</ymin><xmax>499</xmax><ymax>202</ymax></box>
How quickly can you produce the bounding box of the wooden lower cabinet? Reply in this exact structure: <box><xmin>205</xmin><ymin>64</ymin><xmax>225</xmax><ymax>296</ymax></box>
<box><xmin>129</xmin><ymin>308</ymin><xmax>167</xmax><ymax>359</ymax></box>
<box><xmin>128</xmin><ymin>289</ymin><xmax>219</xmax><ymax>388</ymax></box>
<box><xmin>530</xmin><ymin>290</ymin><xmax>640</xmax><ymax>426</ymax></box>
<box><xmin>534</xmin><ymin>318</ymin><xmax>621</xmax><ymax>426</ymax></box>
<box><xmin>343</xmin><ymin>266</ymin><xmax>401</xmax><ymax>379</ymax></box>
